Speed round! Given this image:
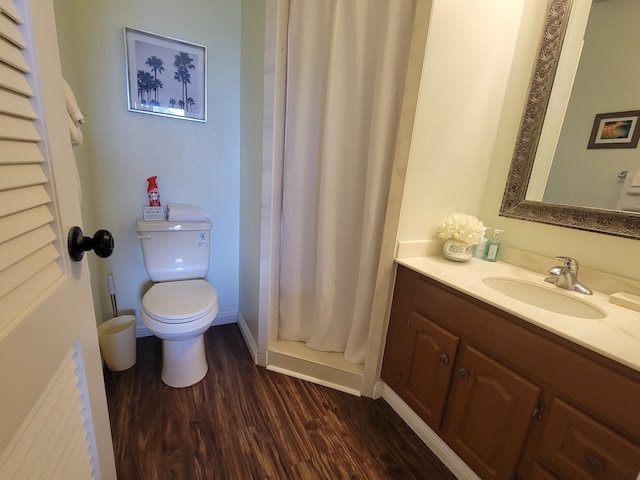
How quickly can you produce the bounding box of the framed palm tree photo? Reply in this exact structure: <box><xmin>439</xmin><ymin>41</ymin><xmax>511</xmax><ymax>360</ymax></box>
<box><xmin>124</xmin><ymin>27</ymin><xmax>207</xmax><ymax>122</ymax></box>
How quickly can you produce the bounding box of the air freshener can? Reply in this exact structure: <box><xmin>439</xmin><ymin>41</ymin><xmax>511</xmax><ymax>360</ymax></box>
<box><xmin>147</xmin><ymin>176</ymin><xmax>161</xmax><ymax>206</ymax></box>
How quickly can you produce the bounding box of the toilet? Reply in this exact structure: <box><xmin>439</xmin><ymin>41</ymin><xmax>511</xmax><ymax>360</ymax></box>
<box><xmin>136</xmin><ymin>217</ymin><xmax>219</xmax><ymax>388</ymax></box>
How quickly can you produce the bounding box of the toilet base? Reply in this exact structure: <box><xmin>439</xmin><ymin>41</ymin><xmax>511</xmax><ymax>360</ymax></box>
<box><xmin>161</xmin><ymin>334</ymin><xmax>208</xmax><ymax>388</ymax></box>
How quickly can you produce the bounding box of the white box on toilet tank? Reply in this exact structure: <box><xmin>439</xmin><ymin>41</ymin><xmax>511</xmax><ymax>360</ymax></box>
<box><xmin>136</xmin><ymin>218</ymin><xmax>211</xmax><ymax>282</ymax></box>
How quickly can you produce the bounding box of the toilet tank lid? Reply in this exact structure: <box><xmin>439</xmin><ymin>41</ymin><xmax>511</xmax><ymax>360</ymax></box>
<box><xmin>136</xmin><ymin>217</ymin><xmax>212</xmax><ymax>232</ymax></box>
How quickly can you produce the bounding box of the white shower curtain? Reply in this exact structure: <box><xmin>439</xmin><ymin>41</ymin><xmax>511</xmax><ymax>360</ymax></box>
<box><xmin>278</xmin><ymin>0</ymin><xmax>416</xmax><ymax>364</ymax></box>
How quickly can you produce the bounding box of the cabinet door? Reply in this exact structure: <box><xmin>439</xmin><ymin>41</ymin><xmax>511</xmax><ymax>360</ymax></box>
<box><xmin>400</xmin><ymin>312</ymin><xmax>459</xmax><ymax>429</ymax></box>
<box><xmin>444</xmin><ymin>345</ymin><xmax>541</xmax><ymax>480</ymax></box>
<box><xmin>529</xmin><ymin>463</ymin><xmax>560</xmax><ymax>480</ymax></box>
<box><xmin>538</xmin><ymin>398</ymin><xmax>640</xmax><ymax>480</ymax></box>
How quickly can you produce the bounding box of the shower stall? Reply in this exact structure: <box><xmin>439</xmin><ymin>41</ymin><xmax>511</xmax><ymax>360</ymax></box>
<box><xmin>245</xmin><ymin>0</ymin><xmax>431</xmax><ymax>396</ymax></box>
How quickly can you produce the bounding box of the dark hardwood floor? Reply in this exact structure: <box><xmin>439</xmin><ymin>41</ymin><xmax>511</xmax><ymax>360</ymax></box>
<box><xmin>104</xmin><ymin>324</ymin><xmax>457</xmax><ymax>479</ymax></box>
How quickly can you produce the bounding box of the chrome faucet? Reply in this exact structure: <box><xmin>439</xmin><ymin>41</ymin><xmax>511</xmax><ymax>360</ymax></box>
<box><xmin>545</xmin><ymin>256</ymin><xmax>592</xmax><ymax>295</ymax></box>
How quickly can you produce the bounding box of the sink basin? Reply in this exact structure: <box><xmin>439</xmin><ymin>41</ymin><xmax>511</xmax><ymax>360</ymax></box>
<box><xmin>482</xmin><ymin>276</ymin><xmax>606</xmax><ymax>319</ymax></box>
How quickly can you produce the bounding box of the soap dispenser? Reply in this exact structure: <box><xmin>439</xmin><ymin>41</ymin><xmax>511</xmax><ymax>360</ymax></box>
<box><xmin>484</xmin><ymin>228</ymin><xmax>503</xmax><ymax>262</ymax></box>
<box><xmin>473</xmin><ymin>228</ymin><xmax>491</xmax><ymax>259</ymax></box>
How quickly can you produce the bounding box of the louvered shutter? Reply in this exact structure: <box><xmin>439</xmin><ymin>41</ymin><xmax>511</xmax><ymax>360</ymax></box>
<box><xmin>0</xmin><ymin>0</ymin><xmax>63</xmax><ymax>328</ymax></box>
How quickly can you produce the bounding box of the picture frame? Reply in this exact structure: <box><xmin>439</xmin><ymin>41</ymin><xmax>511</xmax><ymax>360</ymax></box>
<box><xmin>124</xmin><ymin>27</ymin><xmax>207</xmax><ymax>122</ymax></box>
<box><xmin>587</xmin><ymin>110</ymin><xmax>640</xmax><ymax>149</ymax></box>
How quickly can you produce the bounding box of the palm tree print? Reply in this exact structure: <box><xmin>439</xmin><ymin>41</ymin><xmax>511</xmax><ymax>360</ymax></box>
<box><xmin>173</xmin><ymin>52</ymin><xmax>196</xmax><ymax>112</ymax></box>
<box><xmin>137</xmin><ymin>70</ymin><xmax>154</xmax><ymax>104</ymax></box>
<box><xmin>128</xmin><ymin>31</ymin><xmax>203</xmax><ymax>118</ymax></box>
<box><xmin>145</xmin><ymin>55</ymin><xmax>165</xmax><ymax>105</ymax></box>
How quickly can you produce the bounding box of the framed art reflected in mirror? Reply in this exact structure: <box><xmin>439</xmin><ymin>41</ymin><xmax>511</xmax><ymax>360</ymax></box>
<box><xmin>587</xmin><ymin>110</ymin><xmax>640</xmax><ymax>150</ymax></box>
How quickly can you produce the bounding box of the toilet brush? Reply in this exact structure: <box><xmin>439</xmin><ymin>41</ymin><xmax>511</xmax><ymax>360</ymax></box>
<box><xmin>107</xmin><ymin>274</ymin><xmax>118</xmax><ymax>317</ymax></box>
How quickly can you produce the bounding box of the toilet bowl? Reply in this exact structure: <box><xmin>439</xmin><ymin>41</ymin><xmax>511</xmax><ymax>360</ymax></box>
<box><xmin>137</xmin><ymin>216</ymin><xmax>218</xmax><ymax>388</ymax></box>
<box><xmin>141</xmin><ymin>279</ymin><xmax>219</xmax><ymax>388</ymax></box>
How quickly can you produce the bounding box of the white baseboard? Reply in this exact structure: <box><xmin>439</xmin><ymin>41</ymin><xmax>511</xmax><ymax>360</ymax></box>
<box><xmin>371</xmin><ymin>379</ymin><xmax>385</xmax><ymax>399</ymax></box>
<box><xmin>135</xmin><ymin>322</ymin><xmax>152</xmax><ymax>338</ymax></box>
<box><xmin>135</xmin><ymin>310</ymin><xmax>238</xmax><ymax>338</ymax></box>
<box><xmin>382</xmin><ymin>384</ymin><xmax>481</xmax><ymax>480</ymax></box>
<box><xmin>212</xmin><ymin>311</ymin><xmax>238</xmax><ymax>326</ymax></box>
<box><xmin>236</xmin><ymin>311</ymin><xmax>258</xmax><ymax>364</ymax></box>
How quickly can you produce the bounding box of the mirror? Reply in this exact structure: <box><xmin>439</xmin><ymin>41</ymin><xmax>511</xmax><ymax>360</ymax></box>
<box><xmin>499</xmin><ymin>0</ymin><xmax>640</xmax><ymax>239</ymax></box>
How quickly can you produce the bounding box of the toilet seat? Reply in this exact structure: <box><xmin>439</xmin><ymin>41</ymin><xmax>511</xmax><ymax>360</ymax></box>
<box><xmin>142</xmin><ymin>279</ymin><xmax>218</xmax><ymax>324</ymax></box>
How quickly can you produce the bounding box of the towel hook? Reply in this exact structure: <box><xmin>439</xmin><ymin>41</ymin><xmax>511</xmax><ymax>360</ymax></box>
<box><xmin>618</xmin><ymin>170</ymin><xmax>628</xmax><ymax>180</ymax></box>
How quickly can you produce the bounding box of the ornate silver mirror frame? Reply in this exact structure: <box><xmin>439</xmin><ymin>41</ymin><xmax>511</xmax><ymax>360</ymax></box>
<box><xmin>499</xmin><ymin>0</ymin><xmax>640</xmax><ymax>239</ymax></box>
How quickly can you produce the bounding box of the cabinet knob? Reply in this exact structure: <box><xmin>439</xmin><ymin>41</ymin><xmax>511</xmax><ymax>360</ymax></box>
<box><xmin>586</xmin><ymin>455</ymin><xmax>604</xmax><ymax>472</ymax></box>
<box><xmin>459</xmin><ymin>368</ymin><xmax>470</xmax><ymax>380</ymax></box>
<box><xmin>440</xmin><ymin>354</ymin><xmax>450</xmax><ymax>365</ymax></box>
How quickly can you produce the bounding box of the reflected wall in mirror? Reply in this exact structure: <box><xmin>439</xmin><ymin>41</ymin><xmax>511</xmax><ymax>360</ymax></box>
<box><xmin>500</xmin><ymin>0</ymin><xmax>640</xmax><ymax>239</ymax></box>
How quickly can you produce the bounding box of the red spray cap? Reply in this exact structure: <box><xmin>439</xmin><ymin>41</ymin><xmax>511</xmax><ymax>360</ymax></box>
<box><xmin>147</xmin><ymin>176</ymin><xmax>161</xmax><ymax>206</ymax></box>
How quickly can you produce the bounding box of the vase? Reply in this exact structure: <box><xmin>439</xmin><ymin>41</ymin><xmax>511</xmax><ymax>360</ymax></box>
<box><xmin>442</xmin><ymin>239</ymin><xmax>474</xmax><ymax>262</ymax></box>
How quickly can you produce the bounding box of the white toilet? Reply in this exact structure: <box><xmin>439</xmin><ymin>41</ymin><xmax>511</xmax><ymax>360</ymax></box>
<box><xmin>136</xmin><ymin>217</ymin><xmax>219</xmax><ymax>388</ymax></box>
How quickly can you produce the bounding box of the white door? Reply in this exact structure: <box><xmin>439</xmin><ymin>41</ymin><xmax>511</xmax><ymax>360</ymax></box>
<box><xmin>0</xmin><ymin>0</ymin><xmax>116</xmax><ymax>479</ymax></box>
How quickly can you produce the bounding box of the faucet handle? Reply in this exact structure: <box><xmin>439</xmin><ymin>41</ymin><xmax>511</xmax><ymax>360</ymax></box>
<box><xmin>555</xmin><ymin>256</ymin><xmax>578</xmax><ymax>272</ymax></box>
<box><xmin>547</xmin><ymin>265</ymin><xmax>563</xmax><ymax>276</ymax></box>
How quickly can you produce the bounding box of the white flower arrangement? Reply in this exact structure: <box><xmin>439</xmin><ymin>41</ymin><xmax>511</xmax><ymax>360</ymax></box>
<box><xmin>437</xmin><ymin>213</ymin><xmax>485</xmax><ymax>245</ymax></box>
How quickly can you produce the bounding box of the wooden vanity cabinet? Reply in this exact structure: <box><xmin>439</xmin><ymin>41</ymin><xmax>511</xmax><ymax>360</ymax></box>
<box><xmin>382</xmin><ymin>264</ymin><xmax>640</xmax><ymax>480</ymax></box>
<box><xmin>528</xmin><ymin>463</ymin><xmax>560</xmax><ymax>480</ymax></box>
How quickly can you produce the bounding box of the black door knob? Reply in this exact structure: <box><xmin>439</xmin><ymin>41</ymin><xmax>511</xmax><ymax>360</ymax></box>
<box><xmin>67</xmin><ymin>226</ymin><xmax>114</xmax><ymax>261</ymax></box>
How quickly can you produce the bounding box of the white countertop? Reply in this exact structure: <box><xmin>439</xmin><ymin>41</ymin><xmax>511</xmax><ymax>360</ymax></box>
<box><xmin>397</xmin><ymin>255</ymin><xmax>640</xmax><ymax>373</ymax></box>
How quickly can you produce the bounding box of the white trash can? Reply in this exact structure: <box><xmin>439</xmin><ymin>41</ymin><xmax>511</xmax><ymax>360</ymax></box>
<box><xmin>98</xmin><ymin>315</ymin><xmax>137</xmax><ymax>371</ymax></box>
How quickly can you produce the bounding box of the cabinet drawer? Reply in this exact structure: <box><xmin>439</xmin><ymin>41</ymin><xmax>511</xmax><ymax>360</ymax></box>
<box><xmin>539</xmin><ymin>398</ymin><xmax>640</xmax><ymax>479</ymax></box>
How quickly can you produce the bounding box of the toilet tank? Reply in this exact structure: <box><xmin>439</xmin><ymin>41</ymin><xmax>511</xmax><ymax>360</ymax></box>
<box><xmin>136</xmin><ymin>218</ymin><xmax>211</xmax><ymax>282</ymax></box>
